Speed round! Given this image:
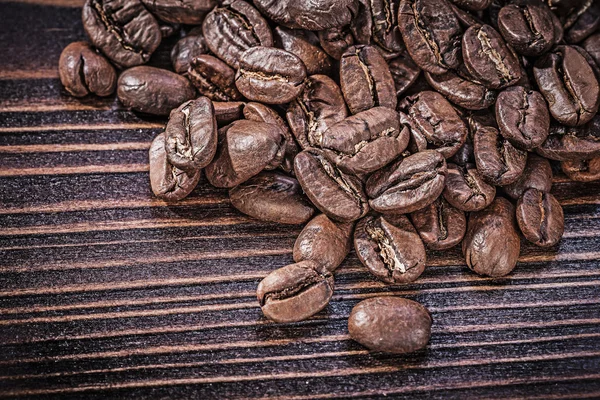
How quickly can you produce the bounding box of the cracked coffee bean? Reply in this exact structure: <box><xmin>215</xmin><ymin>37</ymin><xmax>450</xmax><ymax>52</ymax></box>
<box><xmin>257</xmin><ymin>260</ymin><xmax>334</xmax><ymax>323</ymax></box>
<box><xmin>516</xmin><ymin>188</ymin><xmax>564</xmax><ymax>247</ymax></box>
<box><xmin>503</xmin><ymin>154</ymin><xmax>553</xmax><ymax>199</ymax></box>
<box><xmin>351</xmin><ymin>0</ymin><xmax>404</xmax><ymax>59</ymax></box>
<box><xmin>274</xmin><ymin>27</ymin><xmax>333</xmax><ymax>75</ymax></box>
<box><xmin>170</xmin><ymin>27</ymin><xmax>207</xmax><ymax>74</ymax></box>
<box><xmin>188</xmin><ymin>55</ymin><xmax>242</xmax><ymax>102</ymax></box>
<box><xmin>561</xmin><ymin>158</ymin><xmax>600</xmax><ymax>182</ymax></box>
<box><xmin>425</xmin><ymin>70</ymin><xmax>496</xmax><ymax>110</ymax></box>
<box><xmin>318</xmin><ymin>27</ymin><xmax>355</xmax><ymax>60</ymax></box>
<box><xmin>497</xmin><ymin>3</ymin><xmax>556</xmax><ymax>56</ymax></box>
<box><xmin>410</xmin><ymin>197</ymin><xmax>466</xmax><ymax>250</ymax></box>
<box><xmin>536</xmin><ymin>116</ymin><xmax>600</xmax><ymax>161</ymax></box>
<box><xmin>443</xmin><ymin>162</ymin><xmax>496</xmax><ymax>211</ymax></box>
<box><xmin>58</xmin><ymin>41</ymin><xmax>117</xmax><ymax>97</ymax></box>
<box><xmin>140</xmin><ymin>0</ymin><xmax>216</xmax><ymax>25</ymax></box>
<box><xmin>252</xmin><ymin>0</ymin><xmax>358</xmax><ymax>31</ymax></box>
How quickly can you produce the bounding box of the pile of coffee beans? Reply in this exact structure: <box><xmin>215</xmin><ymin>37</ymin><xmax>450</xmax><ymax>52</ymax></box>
<box><xmin>60</xmin><ymin>0</ymin><xmax>600</xmax><ymax>355</ymax></box>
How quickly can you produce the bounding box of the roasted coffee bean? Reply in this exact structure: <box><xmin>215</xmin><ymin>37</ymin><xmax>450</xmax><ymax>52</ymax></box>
<box><xmin>205</xmin><ymin>120</ymin><xmax>285</xmax><ymax>188</ymax></box>
<box><xmin>573</xmin><ymin>45</ymin><xmax>600</xmax><ymax>85</ymax></box>
<box><xmin>561</xmin><ymin>158</ymin><xmax>600</xmax><ymax>182</ymax></box>
<box><xmin>188</xmin><ymin>55</ymin><xmax>242</xmax><ymax>102</ymax></box>
<box><xmin>117</xmin><ymin>66</ymin><xmax>196</xmax><ymax>116</ymax></box>
<box><xmin>449</xmin><ymin>135</ymin><xmax>475</xmax><ymax>166</ymax></box>
<box><xmin>495</xmin><ymin>86</ymin><xmax>550</xmax><ymax>150</ymax></box>
<box><xmin>287</xmin><ymin>75</ymin><xmax>348</xmax><ymax>149</ymax></box>
<box><xmin>564</xmin><ymin>1</ymin><xmax>600</xmax><ymax>44</ymax></box>
<box><xmin>149</xmin><ymin>132</ymin><xmax>201</xmax><ymax>201</ymax></box>
<box><xmin>462</xmin><ymin>24</ymin><xmax>522</xmax><ymax>89</ymax></box>
<box><xmin>274</xmin><ymin>27</ymin><xmax>333</xmax><ymax>75</ymax></box>
<box><xmin>351</xmin><ymin>0</ymin><xmax>404</xmax><ymax>58</ymax></box>
<box><xmin>202</xmin><ymin>1</ymin><xmax>273</xmax><ymax>69</ymax></box>
<box><xmin>348</xmin><ymin>297</ymin><xmax>432</xmax><ymax>354</ymax></box>
<box><xmin>339</xmin><ymin>45</ymin><xmax>397</xmax><ymax>114</ymax></box>
<box><xmin>58</xmin><ymin>41</ymin><xmax>117</xmax><ymax>97</ymax></box>
<box><xmin>294</xmin><ymin>149</ymin><xmax>369</xmax><ymax>222</ymax></box>
<box><xmin>398</xmin><ymin>0</ymin><xmax>463</xmax><ymax>74</ymax></box>
<box><xmin>318</xmin><ymin>27</ymin><xmax>355</xmax><ymax>60</ymax></box>
<box><xmin>355</xmin><ymin>215</ymin><xmax>426</xmax><ymax>284</ymax></box>
<box><xmin>443</xmin><ymin>162</ymin><xmax>496</xmax><ymax>211</ymax></box>
<box><xmin>425</xmin><ymin>70</ymin><xmax>496</xmax><ymax>110</ymax></box>
<box><xmin>320</xmin><ymin>107</ymin><xmax>409</xmax><ymax>175</ymax></box>
<box><xmin>534</xmin><ymin>45</ymin><xmax>600</xmax><ymax>127</ymax></box>
<box><xmin>235</xmin><ymin>47</ymin><xmax>307</xmax><ymax>105</ymax></box>
<box><xmin>82</xmin><ymin>0</ymin><xmax>162</xmax><ymax>68</ymax></box>
<box><xmin>399</xmin><ymin>91</ymin><xmax>468</xmax><ymax>158</ymax></box>
<box><xmin>252</xmin><ymin>0</ymin><xmax>358</xmax><ymax>31</ymax></box>
<box><xmin>388</xmin><ymin>51</ymin><xmax>421</xmax><ymax>97</ymax></box>
<box><xmin>366</xmin><ymin>150</ymin><xmax>447</xmax><ymax>213</ymax></box>
<box><xmin>462</xmin><ymin>197</ymin><xmax>521</xmax><ymax>277</ymax></box>
<box><xmin>516</xmin><ymin>188</ymin><xmax>564</xmax><ymax>247</ymax></box>
<box><xmin>170</xmin><ymin>27</ymin><xmax>207</xmax><ymax>74</ymax></box>
<box><xmin>410</xmin><ymin>197</ymin><xmax>466</xmax><ymax>250</ymax></box>
<box><xmin>503</xmin><ymin>154</ymin><xmax>553</xmax><ymax>199</ymax></box>
<box><xmin>450</xmin><ymin>0</ymin><xmax>491</xmax><ymax>11</ymax></box>
<box><xmin>293</xmin><ymin>214</ymin><xmax>354</xmax><ymax>272</ymax></box>
<box><xmin>474</xmin><ymin>125</ymin><xmax>527</xmax><ymax>186</ymax></box>
<box><xmin>140</xmin><ymin>0</ymin><xmax>216</xmax><ymax>24</ymax></box>
<box><xmin>583</xmin><ymin>32</ymin><xmax>600</xmax><ymax>66</ymax></box>
<box><xmin>257</xmin><ymin>261</ymin><xmax>334</xmax><ymax>323</ymax></box>
<box><xmin>164</xmin><ymin>97</ymin><xmax>217</xmax><ymax>173</ymax></box>
<box><xmin>536</xmin><ymin>116</ymin><xmax>600</xmax><ymax>161</ymax></box>
<box><xmin>229</xmin><ymin>171</ymin><xmax>315</xmax><ymax>224</ymax></box>
<box><xmin>213</xmin><ymin>101</ymin><xmax>245</xmax><ymax>126</ymax></box>
<box><xmin>497</xmin><ymin>3</ymin><xmax>556</xmax><ymax>56</ymax></box>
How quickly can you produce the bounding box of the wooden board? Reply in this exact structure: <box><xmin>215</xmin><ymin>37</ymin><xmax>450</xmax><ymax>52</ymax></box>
<box><xmin>0</xmin><ymin>2</ymin><xmax>599</xmax><ymax>398</ymax></box>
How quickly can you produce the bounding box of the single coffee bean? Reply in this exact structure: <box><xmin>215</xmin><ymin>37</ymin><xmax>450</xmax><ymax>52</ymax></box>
<box><xmin>388</xmin><ymin>51</ymin><xmax>421</xmax><ymax>97</ymax></box>
<box><xmin>205</xmin><ymin>120</ymin><xmax>285</xmax><ymax>188</ymax></box>
<box><xmin>497</xmin><ymin>3</ymin><xmax>556</xmax><ymax>56</ymax></box>
<box><xmin>443</xmin><ymin>162</ymin><xmax>496</xmax><ymax>211</ymax></box>
<box><xmin>170</xmin><ymin>27</ymin><xmax>207</xmax><ymax>74</ymax></box>
<box><xmin>410</xmin><ymin>197</ymin><xmax>466</xmax><ymax>250</ymax></box>
<box><xmin>462</xmin><ymin>197</ymin><xmax>520</xmax><ymax>277</ymax></box>
<box><xmin>573</xmin><ymin>45</ymin><xmax>600</xmax><ymax>85</ymax></box>
<box><xmin>495</xmin><ymin>86</ymin><xmax>550</xmax><ymax>150</ymax></box>
<box><xmin>213</xmin><ymin>101</ymin><xmax>245</xmax><ymax>126</ymax></box>
<box><xmin>398</xmin><ymin>0</ymin><xmax>463</xmax><ymax>74</ymax></box>
<box><xmin>583</xmin><ymin>32</ymin><xmax>600</xmax><ymax>66</ymax></box>
<box><xmin>202</xmin><ymin>1</ymin><xmax>273</xmax><ymax>69</ymax></box>
<box><xmin>534</xmin><ymin>45</ymin><xmax>600</xmax><ymax>127</ymax></box>
<box><xmin>366</xmin><ymin>150</ymin><xmax>447</xmax><ymax>214</ymax></box>
<box><xmin>355</xmin><ymin>215</ymin><xmax>426</xmax><ymax>284</ymax></box>
<box><xmin>474</xmin><ymin>125</ymin><xmax>527</xmax><ymax>186</ymax></box>
<box><xmin>425</xmin><ymin>70</ymin><xmax>496</xmax><ymax>110</ymax></box>
<box><xmin>294</xmin><ymin>149</ymin><xmax>369</xmax><ymax>222</ymax></box>
<box><xmin>450</xmin><ymin>0</ymin><xmax>491</xmax><ymax>11</ymax></box>
<box><xmin>274</xmin><ymin>27</ymin><xmax>333</xmax><ymax>75</ymax></box>
<box><xmin>188</xmin><ymin>55</ymin><xmax>242</xmax><ymax>102</ymax></box>
<box><xmin>351</xmin><ymin>0</ymin><xmax>404</xmax><ymax>58</ymax></box>
<box><xmin>562</xmin><ymin>158</ymin><xmax>600</xmax><ymax>182</ymax></box>
<box><xmin>348</xmin><ymin>297</ymin><xmax>432</xmax><ymax>354</ymax></box>
<box><xmin>140</xmin><ymin>0</ymin><xmax>216</xmax><ymax>24</ymax></box>
<box><xmin>257</xmin><ymin>261</ymin><xmax>334</xmax><ymax>323</ymax></box>
<box><xmin>399</xmin><ymin>91</ymin><xmax>468</xmax><ymax>158</ymax></box>
<box><xmin>462</xmin><ymin>24</ymin><xmax>522</xmax><ymax>89</ymax></box>
<box><xmin>164</xmin><ymin>97</ymin><xmax>217</xmax><ymax>173</ymax></box>
<box><xmin>117</xmin><ymin>66</ymin><xmax>196</xmax><ymax>116</ymax></box>
<box><xmin>82</xmin><ymin>0</ymin><xmax>162</xmax><ymax>68</ymax></box>
<box><xmin>536</xmin><ymin>116</ymin><xmax>600</xmax><ymax>161</ymax></box>
<box><xmin>236</xmin><ymin>47</ymin><xmax>307</xmax><ymax>105</ymax></box>
<box><xmin>229</xmin><ymin>171</ymin><xmax>315</xmax><ymax>224</ymax></box>
<box><xmin>564</xmin><ymin>1</ymin><xmax>600</xmax><ymax>44</ymax></box>
<box><xmin>320</xmin><ymin>107</ymin><xmax>409</xmax><ymax>175</ymax></box>
<box><xmin>252</xmin><ymin>0</ymin><xmax>358</xmax><ymax>31</ymax></box>
<box><xmin>58</xmin><ymin>41</ymin><xmax>117</xmax><ymax>98</ymax></box>
<box><xmin>516</xmin><ymin>188</ymin><xmax>564</xmax><ymax>247</ymax></box>
<box><xmin>318</xmin><ymin>27</ymin><xmax>355</xmax><ymax>60</ymax></box>
<box><xmin>503</xmin><ymin>154</ymin><xmax>553</xmax><ymax>199</ymax></box>
<box><xmin>149</xmin><ymin>132</ymin><xmax>201</xmax><ymax>201</ymax></box>
<box><xmin>293</xmin><ymin>214</ymin><xmax>354</xmax><ymax>272</ymax></box>
<box><xmin>339</xmin><ymin>45</ymin><xmax>397</xmax><ymax>114</ymax></box>
<box><xmin>286</xmin><ymin>75</ymin><xmax>348</xmax><ymax>149</ymax></box>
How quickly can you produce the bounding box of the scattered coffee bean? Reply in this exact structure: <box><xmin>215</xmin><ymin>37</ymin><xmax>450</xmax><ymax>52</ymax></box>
<box><xmin>425</xmin><ymin>70</ymin><xmax>496</xmax><ymax>111</ymax></box>
<box><xmin>318</xmin><ymin>27</ymin><xmax>355</xmax><ymax>60</ymax></box>
<box><xmin>170</xmin><ymin>27</ymin><xmax>207</xmax><ymax>74</ymax></box>
<box><xmin>443</xmin><ymin>162</ymin><xmax>496</xmax><ymax>211</ymax></box>
<box><xmin>252</xmin><ymin>0</ymin><xmax>358</xmax><ymax>31</ymax></box>
<box><xmin>564</xmin><ymin>0</ymin><xmax>600</xmax><ymax>44</ymax></box>
<box><xmin>410</xmin><ymin>197</ymin><xmax>467</xmax><ymax>250</ymax></box>
<box><xmin>351</xmin><ymin>0</ymin><xmax>404</xmax><ymax>58</ymax></box>
<box><xmin>497</xmin><ymin>3</ymin><xmax>556</xmax><ymax>56</ymax></box>
<box><xmin>516</xmin><ymin>188</ymin><xmax>564</xmax><ymax>247</ymax></box>
<box><xmin>561</xmin><ymin>158</ymin><xmax>600</xmax><ymax>182</ymax></box>
<box><xmin>188</xmin><ymin>55</ymin><xmax>242</xmax><ymax>102</ymax></box>
<box><xmin>503</xmin><ymin>154</ymin><xmax>553</xmax><ymax>199</ymax></box>
<box><xmin>59</xmin><ymin>41</ymin><xmax>117</xmax><ymax>97</ymax></box>
<box><xmin>536</xmin><ymin>116</ymin><xmax>600</xmax><ymax>161</ymax></box>
<box><xmin>473</xmin><ymin>125</ymin><xmax>527</xmax><ymax>186</ymax></box>
<box><xmin>274</xmin><ymin>27</ymin><xmax>333</xmax><ymax>75</ymax></box>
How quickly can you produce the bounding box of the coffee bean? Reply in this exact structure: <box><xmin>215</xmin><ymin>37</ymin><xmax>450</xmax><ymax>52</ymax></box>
<box><xmin>495</xmin><ymin>86</ymin><xmax>550</xmax><ymax>150</ymax></box>
<box><xmin>58</xmin><ymin>41</ymin><xmax>117</xmax><ymax>98</ymax></box>
<box><xmin>318</xmin><ymin>27</ymin><xmax>355</xmax><ymax>60</ymax></box>
<box><xmin>536</xmin><ymin>116</ymin><xmax>600</xmax><ymax>161</ymax></box>
<box><xmin>348</xmin><ymin>297</ymin><xmax>432</xmax><ymax>354</ymax></box>
<box><xmin>257</xmin><ymin>261</ymin><xmax>334</xmax><ymax>323</ymax></box>
<box><xmin>252</xmin><ymin>0</ymin><xmax>358</xmax><ymax>31</ymax></box>
<box><xmin>339</xmin><ymin>45</ymin><xmax>397</xmax><ymax>114</ymax></box>
<box><xmin>170</xmin><ymin>27</ymin><xmax>207</xmax><ymax>74</ymax></box>
<box><xmin>497</xmin><ymin>3</ymin><xmax>556</xmax><ymax>56</ymax></box>
<box><xmin>443</xmin><ymin>162</ymin><xmax>496</xmax><ymax>211</ymax></box>
<box><xmin>213</xmin><ymin>101</ymin><xmax>245</xmax><ymax>126</ymax></box>
<box><xmin>188</xmin><ymin>55</ymin><xmax>242</xmax><ymax>102</ymax></box>
<box><xmin>503</xmin><ymin>154</ymin><xmax>553</xmax><ymax>199</ymax></box>
<box><xmin>561</xmin><ymin>158</ymin><xmax>600</xmax><ymax>182</ymax></box>
<box><xmin>449</xmin><ymin>136</ymin><xmax>475</xmax><ymax>166</ymax></box>
<box><xmin>516</xmin><ymin>188</ymin><xmax>564</xmax><ymax>247</ymax></box>
<box><xmin>117</xmin><ymin>66</ymin><xmax>196</xmax><ymax>116</ymax></box>
<box><xmin>351</xmin><ymin>0</ymin><xmax>404</xmax><ymax>58</ymax></box>
<box><xmin>425</xmin><ymin>70</ymin><xmax>497</xmax><ymax>110</ymax></box>
<box><xmin>294</xmin><ymin>149</ymin><xmax>369</xmax><ymax>222</ymax></box>
<box><xmin>388</xmin><ymin>51</ymin><xmax>421</xmax><ymax>97</ymax></box>
<box><xmin>82</xmin><ymin>0</ymin><xmax>162</xmax><ymax>68</ymax></box>
<box><xmin>564</xmin><ymin>1</ymin><xmax>600</xmax><ymax>44</ymax></box>
<box><xmin>274</xmin><ymin>27</ymin><xmax>333</xmax><ymax>75</ymax></box>
<box><xmin>236</xmin><ymin>47</ymin><xmax>307</xmax><ymax>105</ymax></box>
<box><xmin>202</xmin><ymin>1</ymin><xmax>273</xmax><ymax>69</ymax></box>
<box><xmin>410</xmin><ymin>197</ymin><xmax>467</xmax><ymax>250</ymax></box>
<box><xmin>573</xmin><ymin>45</ymin><xmax>600</xmax><ymax>85</ymax></box>
<box><xmin>450</xmin><ymin>0</ymin><xmax>491</xmax><ymax>11</ymax></box>
<box><xmin>140</xmin><ymin>0</ymin><xmax>216</xmax><ymax>24</ymax></box>
<box><xmin>583</xmin><ymin>32</ymin><xmax>600</xmax><ymax>66</ymax></box>
<box><xmin>354</xmin><ymin>214</ymin><xmax>426</xmax><ymax>284</ymax></box>
<box><xmin>293</xmin><ymin>214</ymin><xmax>354</xmax><ymax>272</ymax></box>
<box><xmin>534</xmin><ymin>45</ymin><xmax>600</xmax><ymax>127</ymax></box>
<box><xmin>473</xmin><ymin>125</ymin><xmax>527</xmax><ymax>186</ymax></box>
<box><xmin>463</xmin><ymin>197</ymin><xmax>520</xmax><ymax>277</ymax></box>
<box><xmin>366</xmin><ymin>150</ymin><xmax>447</xmax><ymax>214</ymax></box>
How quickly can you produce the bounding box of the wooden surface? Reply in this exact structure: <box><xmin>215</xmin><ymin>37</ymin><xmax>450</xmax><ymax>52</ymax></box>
<box><xmin>1</xmin><ymin>1</ymin><xmax>600</xmax><ymax>398</ymax></box>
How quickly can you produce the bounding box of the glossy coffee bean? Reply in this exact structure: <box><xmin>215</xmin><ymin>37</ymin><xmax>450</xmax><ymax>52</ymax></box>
<box><xmin>339</xmin><ymin>45</ymin><xmax>397</xmax><ymax>114</ymax></box>
<box><xmin>188</xmin><ymin>55</ymin><xmax>242</xmax><ymax>102</ymax></box>
<box><xmin>318</xmin><ymin>27</ymin><xmax>355</xmax><ymax>60</ymax></box>
<box><xmin>82</xmin><ymin>0</ymin><xmax>162</xmax><ymax>68</ymax></box>
<box><xmin>388</xmin><ymin>51</ymin><xmax>421</xmax><ymax>97</ymax></box>
<box><xmin>495</xmin><ymin>86</ymin><xmax>550</xmax><ymax>150</ymax></box>
<box><xmin>252</xmin><ymin>0</ymin><xmax>358</xmax><ymax>31</ymax></box>
<box><xmin>348</xmin><ymin>297</ymin><xmax>432</xmax><ymax>354</ymax></box>
<box><xmin>497</xmin><ymin>3</ymin><xmax>556</xmax><ymax>56</ymax></box>
<box><xmin>443</xmin><ymin>162</ymin><xmax>496</xmax><ymax>211</ymax></box>
<box><xmin>117</xmin><ymin>66</ymin><xmax>196</xmax><ymax>116</ymax></box>
<box><xmin>536</xmin><ymin>116</ymin><xmax>600</xmax><ymax>161</ymax></box>
<box><xmin>474</xmin><ymin>125</ymin><xmax>527</xmax><ymax>186</ymax></box>
<box><xmin>534</xmin><ymin>45</ymin><xmax>600</xmax><ymax>127</ymax></box>
<box><xmin>213</xmin><ymin>101</ymin><xmax>245</xmax><ymax>126</ymax></box>
<box><xmin>355</xmin><ymin>215</ymin><xmax>426</xmax><ymax>284</ymax></box>
<box><xmin>462</xmin><ymin>197</ymin><xmax>521</xmax><ymax>277</ymax></box>
<box><xmin>410</xmin><ymin>197</ymin><xmax>466</xmax><ymax>250</ymax></box>
<box><xmin>293</xmin><ymin>214</ymin><xmax>354</xmax><ymax>272</ymax></box>
<box><xmin>366</xmin><ymin>150</ymin><xmax>447</xmax><ymax>214</ymax></box>
<box><xmin>140</xmin><ymin>0</ymin><xmax>216</xmax><ymax>24</ymax></box>
<box><xmin>149</xmin><ymin>132</ymin><xmax>201</xmax><ymax>202</ymax></box>
<box><xmin>274</xmin><ymin>27</ymin><xmax>333</xmax><ymax>75</ymax></box>
<box><xmin>583</xmin><ymin>33</ymin><xmax>600</xmax><ymax>67</ymax></box>
<box><xmin>516</xmin><ymin>188</ymin><xmax>564</xmax><ymax>247</ymax></box>
<box><xmin>562</xmin><ymin>158</ymin><xmax>600</xmax><ymax>182</ymax></box>
<box><xmin>351</xmin><ymin>0</ymin><xmax>404</xmax><ymax>58</ymax></box>
<box><xmin>257</xmin><ymin>261</ymin><xmax>334</xmax><ymax>323</ymax></box>
<box><xmin>450</xmin><ymin>0</ymin><xmax>491</xmax><ymax>11</ymax></box>
<box><xmin>564</xmin><ymin>1</ymin><xmax>600</xmax><ymax>44</ymax></box>
<box><xmin>202</xmin><ymin>1</ymin><xmax>273</xmax><ymax>69</ymax></box>
<box><xmin>294</xmin><ymin>149</ymin><xmax>369</xmax><ymax>222</ymax></box>
<box><xmin>58</xmin><ymin>41</ymin><xmax>117</xmax><ymax>97</ymax></box>
<box><xmin>503</xmin><ymin>154</ymin><xmax>553</xmax><ymax>199</ymax></box>
<box><xmin>573</xmin><ymin>45</ymin><xmax>600</xmax><ymax>85</ymax></box>
<box><xmin>170</xmin><ymin>27</ymin><xmax>207</xmax><ymax>74</ymax></box>
<box><xmin>425</xmin><ymin>70</ymin><xmax>496</xmax><ymax>111</ymax></box>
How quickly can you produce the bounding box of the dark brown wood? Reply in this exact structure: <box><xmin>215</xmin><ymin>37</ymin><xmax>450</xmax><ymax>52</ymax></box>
<box><xmin>0</xmin><ymin>1</ymin><xmax>599</xmax><ymax>398</ymax></box>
